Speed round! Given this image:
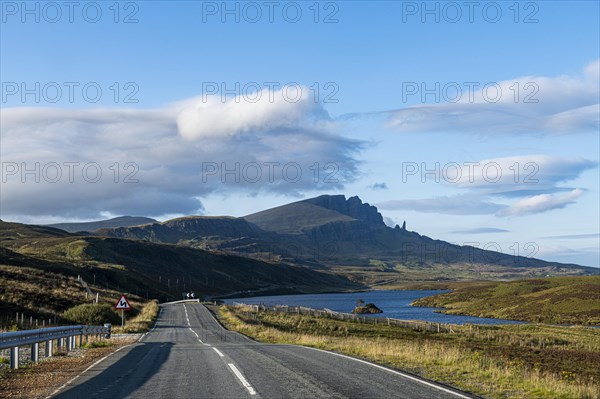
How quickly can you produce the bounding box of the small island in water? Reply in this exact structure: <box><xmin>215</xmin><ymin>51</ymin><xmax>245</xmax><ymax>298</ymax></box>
<box><xmin>352</xmin><ymin>299</ymin><xmax>383</xmax><ymax>314</ymax></box>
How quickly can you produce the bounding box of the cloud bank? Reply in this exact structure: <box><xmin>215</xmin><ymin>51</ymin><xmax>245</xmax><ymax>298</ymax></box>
<box><xmin>385</xmin><ymin>60</ymin><xmax>599</xmax><ymax>134</ymax></box>
<box><xmin>1</xmin><ymin>88</ymin><xmax>363</xmax><ymax>220</ymax></box>
<box><xmin>377</xmin><ymin>155</ymin><xmax>595</xmax><ymax>217</ymax></box>
<box><xmin>449</xmin><ymin>228</ymin><xmax>510</xmax><ymax>234</ymax></box>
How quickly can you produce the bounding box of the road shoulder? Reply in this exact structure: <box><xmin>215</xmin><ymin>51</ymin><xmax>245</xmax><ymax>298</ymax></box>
<box><xmin>0</xmin><ymin>336</ymin><xmax>139</xmax><ymax>399</ymax></box>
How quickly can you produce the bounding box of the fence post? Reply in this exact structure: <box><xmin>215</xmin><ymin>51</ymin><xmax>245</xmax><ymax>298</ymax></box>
<box><xmin>10</xmin><ymin>346</ymin><xmax>19</xmax><ymax>369</ymax></box>
<box><xmin>46</xmin><ymin>340</ymin><xmax>53</xmax><ymax>357</ymax></box>
<box><xmin>31</xmin><ymin>342</ymin><xmax>39</xmax><ymax>362</ymax></box>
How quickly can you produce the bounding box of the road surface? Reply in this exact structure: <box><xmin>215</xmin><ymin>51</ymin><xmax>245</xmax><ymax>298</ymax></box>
<box><xmin>53</xmin><ymin>303</ymin><xmax>476</xmax><ymax>399</ymax></box>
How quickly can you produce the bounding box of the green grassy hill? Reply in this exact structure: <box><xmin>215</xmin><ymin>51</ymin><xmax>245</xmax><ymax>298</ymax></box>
<box><xmin>411</xmin><ymin>276</ymin><xmax>600</xmax><ymax>325</ymax></box>
<box><xmin>0</xmin><ymin>221</ymin><xmax>362</xmax><ymax>322</ymax></box>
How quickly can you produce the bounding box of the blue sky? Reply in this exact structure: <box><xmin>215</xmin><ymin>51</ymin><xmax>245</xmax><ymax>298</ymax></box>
<box><xmin>1</xmin><ymin>1</ymin><xmax>599</xmax><ymax>267</ymax></box>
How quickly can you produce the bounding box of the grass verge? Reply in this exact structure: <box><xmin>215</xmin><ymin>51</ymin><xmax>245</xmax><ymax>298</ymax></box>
<box><xmin>112</xmin><ymin>300</ymin><xmax>159</xmax><ymax>333</ymax></box>
<box><xmin>411</xmin><ymin>276</ymin><xmax>600</xmax><ymax>325</ymax></box>
<box><xmin>218</xmin><ymin>306</ymin><xmax>600</xmax><ymax>399</ymax></box>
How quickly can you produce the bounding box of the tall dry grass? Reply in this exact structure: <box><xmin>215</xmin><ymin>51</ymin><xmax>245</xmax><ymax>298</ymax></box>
<box><xmin>220</xmin><ymin>307</ymin><xmax>600</xmax><ymax>399</ymax></box>
<box><xmin>113</xmin><ymin>300</ymin><xmax>159</xmax><ymax>333</ymax></box>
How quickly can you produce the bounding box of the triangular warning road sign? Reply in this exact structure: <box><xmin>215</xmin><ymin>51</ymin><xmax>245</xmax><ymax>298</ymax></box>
<box><xmin>115</xmin><ymin>294</ymin><xmax>132</xmax><ymax>310</ymax></box>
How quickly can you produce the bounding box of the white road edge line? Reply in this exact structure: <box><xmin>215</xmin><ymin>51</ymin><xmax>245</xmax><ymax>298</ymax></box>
<box><xmin>227</xmin><ymin>363</ymin><xmax>257</xmax><ymax>396</ymax></box>
<box><xmin>138</xmin><ymin>308</ymin><xmax>162</xmax><ymax>342</ymax></box>
<box><xmin>300</xmin><ymin>346</ymin><xmax>473</xmax><ymax>399</ymax></box>
<box><xmin>46</xmin><ymin>344</ymin><xmax>133</xmax><ymax>399</ymax></box>
<box><xmin>212</xmin><ymin>347</ymin><xmax>224</xmax><ymax>357</ymax></box>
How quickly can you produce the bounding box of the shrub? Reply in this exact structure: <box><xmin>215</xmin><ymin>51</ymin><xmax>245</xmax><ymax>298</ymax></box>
<box><xmin>82</xmin><ymin>340</ymin><xmax>112</xmax><ymax>349</ymax></box>
<box><xmin>63</xmin><ymin>303</ymin><xmax>120</xmax><ymax>325</ymax></box>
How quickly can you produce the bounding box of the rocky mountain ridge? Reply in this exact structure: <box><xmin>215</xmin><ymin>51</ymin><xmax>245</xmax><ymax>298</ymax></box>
<box><xmin>70</xmin><ymin>195</ymin><xmax>594</xmax><ymax>279</ymax></box>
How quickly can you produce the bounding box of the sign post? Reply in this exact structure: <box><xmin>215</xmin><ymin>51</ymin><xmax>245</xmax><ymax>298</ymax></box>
<box><xmin>114</xmin><ymin>294</ymin><xmax>132</xmax><ymax>328</ymax></box>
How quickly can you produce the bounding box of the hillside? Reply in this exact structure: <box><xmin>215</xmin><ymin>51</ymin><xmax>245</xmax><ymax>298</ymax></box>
<box><xmin>244</xmin><ymin>195</ymin><xmax>384</xmax><ymax>234</ymax></box>
<box><xmin>47</xmin><ymin>216</ymin><xmax>157</xmax><ymax>233</ymax></box>
<box><xmin>245</xmin><ymin>201</ymin><xmax>355</xmax><ymax>234</ymax></box>
<box><xmin>0</xmin><ymin>221</ymin><xmax>362</xmax><ymax>320</ymax></box>
<box><xmin>97</xmin><ymin>216</ymin><xmax>265</xmax><ymax>245</ymax></box>
<box><xmin>0</xmin><ymin>257</ymin><xmax>151</xmax><ymax>330</ymax></box>
<box><xmin>94</xmin><ymin>195</ymin><xmax>595</xmax><ymax>283</ymax></box>
<box><xmin>411</xmin><ymin>276</ymin><xmax>600</xmax><ymax>325</ymax></box>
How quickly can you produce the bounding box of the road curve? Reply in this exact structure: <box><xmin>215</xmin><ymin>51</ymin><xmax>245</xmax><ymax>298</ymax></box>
<box><xmin>53</xmin><ymin>303</ymin><xmax>477</xmax><ymax>399</ymax></box>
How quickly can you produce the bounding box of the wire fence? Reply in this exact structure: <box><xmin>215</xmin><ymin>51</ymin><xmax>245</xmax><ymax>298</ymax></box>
<box><xmin>231</xmin><ymin>303</ymin><xmax>457</xmax><ymax>334</ymax></box>
<box><xmin>0</xmin><ymin>312</ymin><xmax>61</xmax><ymax>332</ymax></box>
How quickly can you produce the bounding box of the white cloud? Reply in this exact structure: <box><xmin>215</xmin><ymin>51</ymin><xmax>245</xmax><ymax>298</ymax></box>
<box><xmin>382</xmin><ymin>216</ymin><xmax>397</xmax><ymax>227</ymax></box>
<box><xmin>176</xmin><ymin>86</ymin><xmax>329</xmax><ymax>140</ymax></box>
<box><xmin>542</xmin><ymin>233</ymin><xmax>600</xmax><ymax>240</ymax></box>
<box><xmin>449</xmin><ymin>228</ymin><xmax>510</xmax><ymax>234</ymax></box>
<box><xmin>377</xmin><ymin>188</ymin><xmax>587</xmax><ymax>218</ymax></box>
<box><xmin>377</xmin><ymin>154</ymin><xmax>594</xmax><ymax>217</ymax></box>
<box><xmin>377</xmin><ymin>195</ymin><xmax>505</xmax><ymax>215</ymax></box>
<box><xmin>497</xmin><ymin>189</ymin><xmax>585</xmax><ymax>217</ymax></box>
<box><xmin>385</xmin><ymin>59</ymin><xmax>600</xmax><ymax>134</ymax></box>
<box><xmin>452</xmin><ymin>155</ymin><xmax>597</xmax><ymax>195</ymax></box>
<box><xmin>0</xmin><ymin>92</ymin><xmax>363</xmax><ymax>221</ymax></box>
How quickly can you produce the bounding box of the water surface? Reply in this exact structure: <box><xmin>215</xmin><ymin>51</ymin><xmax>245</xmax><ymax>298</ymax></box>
<box><xmin>225</xmin><ymin>290</ymin><xmax>525</xmax><ymax>325</ymax></box>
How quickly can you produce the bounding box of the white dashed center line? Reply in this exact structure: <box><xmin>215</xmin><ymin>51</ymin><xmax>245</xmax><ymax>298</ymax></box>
<box><xmin>185</xmin><ymin>304</ymin><xmax>256</xmax><ymax>396</ymax></box>
<box><xmin>228</xmin><ymin>363</ymin><xmax>257</xmax><ymax>396</ymax></box>
<box><xmin>213</xmin><ymin>347</ymin><xmax>224</xmax><ymax>357</ymax></box>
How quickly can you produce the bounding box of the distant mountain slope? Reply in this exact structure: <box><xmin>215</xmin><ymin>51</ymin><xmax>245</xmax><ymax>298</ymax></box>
<box><xmin>97</xmin><ymin>216</ymin><xmax>262</xmax><ymax>243</ymax></box>
<box><xmin>302</xmin><ymin>195</ymin><xmax>385</xmax><ymax>226</ymax></box>
<box><xmin>244</xmin><ymin>195</ymin><xmax>385</xmax><ymax>234</ymax></box>
<box><xmin>47</xmin><ymin>216</ymin><xmax>157</xmax><ymax>233</ymax></box>
<box><xmin>0</xmin><ymin>221</ymin><xmax>361</xmax><ymax>309</ymax></box>
<box><xmin>0</xmin><ymin>220</ymin><xmax>73</xmax><ymax>239</ymax></box>
<box><xmin>244</xmin><ymin>201</ymin><xmax>355</xmax><ymax>234</ymax></box>
<box><xmin>92</xmin><ymin>195</ymin><xmax>595</xmax><ymax>282</ymax></box>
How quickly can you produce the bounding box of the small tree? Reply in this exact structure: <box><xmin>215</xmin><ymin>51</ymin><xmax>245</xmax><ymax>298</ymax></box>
<box><xmin>356</xmin><ymin>299</ymin><xmax>365</xmax><ymax>307</ymax></box>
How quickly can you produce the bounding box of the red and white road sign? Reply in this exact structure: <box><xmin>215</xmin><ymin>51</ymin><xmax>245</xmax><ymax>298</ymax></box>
<box><xmin>115</xmin><ymin>294</ymin><xmax>132</xmax><ymax>310</ymax></box>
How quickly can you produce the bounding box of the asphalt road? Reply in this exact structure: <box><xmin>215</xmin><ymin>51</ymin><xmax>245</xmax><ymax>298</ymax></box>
<box><xmin>53</xmin><ymin>303</ymin><xmax>477</xmax><ymax>399</ymax></box>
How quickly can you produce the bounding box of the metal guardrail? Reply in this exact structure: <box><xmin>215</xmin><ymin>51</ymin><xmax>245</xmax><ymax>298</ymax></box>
<box><xmin>162</xmin><ymin>299</ymin><xmax>200</xmax><ymax>305</ymax></box>
<box><xmin>0</xmin><ymin>324</ymin><xmax>111</xmax><ymax>369</ymax></box>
